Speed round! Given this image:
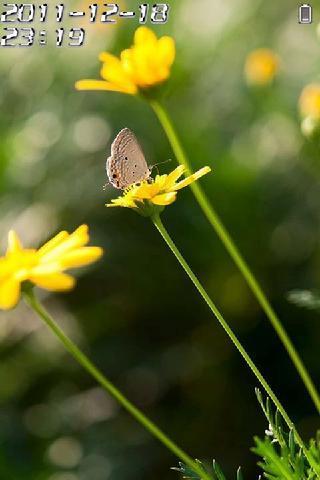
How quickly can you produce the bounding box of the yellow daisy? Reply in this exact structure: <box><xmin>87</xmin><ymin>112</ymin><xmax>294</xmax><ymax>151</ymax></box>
<box><xmin>244</xmin><ymin>48</ymin><xmax>279</xmax><ymax>86</ymax></box>
<box><xmin>75</xmin><ymin>26</ymin><xmax>175</xmax><ymax>95</ymax></box>
<box><xmin>298</xmin><ymin>84</ymin><xmax>320</xmax><ymax>137</ymax></box>
<box><xmin>299</xmin><ymin>83</ymin><xmax>320</xmax><ymax>120</ymax></box>
<box><xmin>0</xmin><ymin>225</ymin><xmax>103</xmax><ymax>310</ymax></box>
<box><xmin>106</xmin><ymin>165</ymin><xmax>211</xmax><ymax>216</ymax></box>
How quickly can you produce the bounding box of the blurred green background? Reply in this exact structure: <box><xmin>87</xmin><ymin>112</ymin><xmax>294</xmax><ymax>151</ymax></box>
<box><xmin>1</xmin><ymin>0</ymin><xmax>320</xmax><ymax>478</ymax></box>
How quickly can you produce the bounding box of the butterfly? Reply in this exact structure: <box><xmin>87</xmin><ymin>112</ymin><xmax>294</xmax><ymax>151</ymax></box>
<box><xmin>106</xmin><ymin>128</ymin><xmax>151</xmax><ymax>190</ymax></box>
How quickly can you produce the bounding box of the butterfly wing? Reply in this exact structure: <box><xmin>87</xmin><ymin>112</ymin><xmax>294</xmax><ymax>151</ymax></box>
<box><xmin>106</xmin><ymin>128</ymin><xmax>150</xmax><ymax>190</ymax></box>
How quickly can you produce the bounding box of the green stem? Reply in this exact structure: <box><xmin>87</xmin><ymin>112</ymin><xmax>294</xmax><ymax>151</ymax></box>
<box><xmin>22</xmin><ymin>288</ymin><xmax>212</xmax><ymax>480</ymax></box>
<box><xmin>150</xmin><ymin>99</ymin><xmax>320</xmax><ymax>415</ymax></box>
<box><xmin>152</xmin><ymin>213</ymin><xmax>320</xmax><ymax>476</ymax></box>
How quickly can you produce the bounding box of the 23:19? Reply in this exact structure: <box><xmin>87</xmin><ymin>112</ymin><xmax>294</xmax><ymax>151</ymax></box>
<box><xmin>0</xmin><ymin>27</ymin><xmax>85</xmax><ymax>46</ymax></box>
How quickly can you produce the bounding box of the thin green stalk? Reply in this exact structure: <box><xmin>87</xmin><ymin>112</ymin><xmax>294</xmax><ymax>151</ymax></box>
<box><xmin>152</xmin><ymin>213</ymin><xmax>320</xmax><ymax>477</ymax></box>
<box><xmin>22</xmin><ymin>288</ymin><xmax>212</xmax><ymax>480</ymax></box>
<box><xmin>149</xmin><ymin>99</ymin><xmax>320</xmax><ymax>415</ymax></box>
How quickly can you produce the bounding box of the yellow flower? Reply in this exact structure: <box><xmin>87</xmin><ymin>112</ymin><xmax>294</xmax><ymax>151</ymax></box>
<box><xmin>298</xmin><ymin>84</ymin><xmax>320</xmax><ymax>137</ymax></box>
<box><xmin>75</xmin><ymin>26</ymin><xmax>175</xmax><ymax>95</ymax></box>
<box><xmin>106</xmin><ymin>165</ymin><xmax>211</xmax><ymax>216</ymax></box>
<box><xmin>299</xmin><ymin>84</ymin><xmax>320</xmax><ymax>119</ymax></box>
<box><xmin>0</xmin><ymin>225</ymin><xmax>103</xmax><ymax>310</ymax></box>
<box><xmin>244</xmin><ymin>48</ymin><xmax>279</xmax><ymax>86</ymax></box>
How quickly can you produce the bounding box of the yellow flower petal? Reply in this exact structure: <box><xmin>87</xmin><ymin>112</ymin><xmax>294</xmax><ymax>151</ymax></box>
<box><xmin>0</xmin><ymin>277</ymin><xmax>21</xmax><ymax>310</ymax></box>
<box><xmin>28</xmin><ymin>263</ymin><xmax>61</xmax><ymax>276</ymax></box>
<box><xmin>100</xmin><ymin>55</ymin><xmax>138</xmax><ymax>93</ymax></box>
<box><xmin>163</xmin><ymin>165</ymin><xmax>185</xmax><ymax>190</ymax></box>
<box><xmin>133</xmin><ymin>182</ymin><xmax>161</xmax><ymax>199</ymax></box>
<box><xmin>128</xmin><ymin>34</ymin><xmax>175</xmax><ymax>86</ymax></box>
<box><xmin>75</xmin><ymin>79</ymin><xmax>136</xmax><ymax>94</ymax></box>
<box><xmin>59</xmin><ymin>247</ymin><xmax>103</xmax><ymax>268</ymax></box>
<box><xmin>174</xmin><ymin>166</ymin><xmax>211</xmax><ymax>191</ymax></box>
<box><xmin>0</xmin><ymin>258</ymin><xmax>13</xmax><ymax>281</ymax></box>
<box><xmin>37</xmin><ymin>231</ymin><xmax>68</xmax><ymax>256</ymax></box>
<box><xmin>120</xmin><ymin>48</ymin><xmax>135</xmax><ymax>74</ymax></box>
<box><xmin>127</xmin><ymin>44</ymin><xmax>158</xmax><ymax>86</ymax></box>
<box><xmin>152</xmin><ymin>192</ymin><xmax>177</xmax><ymax>205</ymax></box>
<box><xmin>4</xmin><ymin>248</ymin><xmax>38</xmax><ymax>281</ymax></box>
<box><xmin>101</xmin><ymin>50</ymin><xmax>152</xmax><ymax>91</ymax></box>
<box><xmin>30</xmin><ymin>273</ymin><xmax>76</xmax><ymax>291</ymax></box>
<box><xmin>106</xmin><ymin>197</ymin><xmax>137</xmax><ymax>208</ymax></box>
<box><xmin>7</xmin><ymin>230</ymin><xmax>23</xmax><ymax>254</ymax></box>
<box><xmin>99</xmin><ymin>51</ymin><xmax>120</xmax><ymax>64</ymax></box>
<box><xmin>157</xmin><ymin>36</ymin><xmax>176</xmax><ymax>67</ymax></box>
<box><xmin>39</xmin><ymin>225</ymin><xmax>89</xmax><ymax>263</ymax></box>
<box><xmin>134</xmin><ymin>26</ymin><xmax>157</xmax><ymax>46</ymax></box>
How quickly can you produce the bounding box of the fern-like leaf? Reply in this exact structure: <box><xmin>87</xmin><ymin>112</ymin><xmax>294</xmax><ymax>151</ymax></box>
<box><xmin>172</xmin><ymin>391</ymin><xmax>320</xmax><ymax>480</ymax></box>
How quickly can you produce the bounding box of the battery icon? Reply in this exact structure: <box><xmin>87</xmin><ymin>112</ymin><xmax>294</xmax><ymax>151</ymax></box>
<box><xmin>299</xmin><ymin>4</ymin><xmax>312</xmax><ymax>23</ymax></box>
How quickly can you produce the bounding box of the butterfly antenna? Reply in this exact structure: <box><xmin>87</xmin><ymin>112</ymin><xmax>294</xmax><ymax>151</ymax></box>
<box><xmin>149</xmin><ymin>158</ymin><xmax>172</xmax><ymax>174</ymax></box>
<box><xmin>103</xmin><ymin>181</ymin><xmax>110</xmax><ymax>191</ymax></box>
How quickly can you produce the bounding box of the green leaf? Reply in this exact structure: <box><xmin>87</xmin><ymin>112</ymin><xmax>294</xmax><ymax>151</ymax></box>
<box><xmin>173</xmin><ymin>392</ymin><xmax>320</xmax><ymax>480</ymax></box>
<box><xmin>237</xmin><ymin>467</ymin><xmax>244</xmax><ymax>480</ymax></box>
<box><xmin>172</xmin><ymin>459</ymin><xmax>244</xmax><ymax>479</ymax></box>
<box><xmin>212</xmin><ymin>460</ymin><xmax>226</xmax><ymax>480</ymax></box>
<box><xmin>253</xmin><ymin>392</ymin><xmax>320</xmax><ymax>480</ymax></box>
<box><xmin>171</xmin><ymin>462</ymin><xmax>201</xmax><ymax>479</ymax></box>
<box><xmin>253</xmin><ymin>437</ymin><xmax>295</xmax><ymax>480</ymax></box>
